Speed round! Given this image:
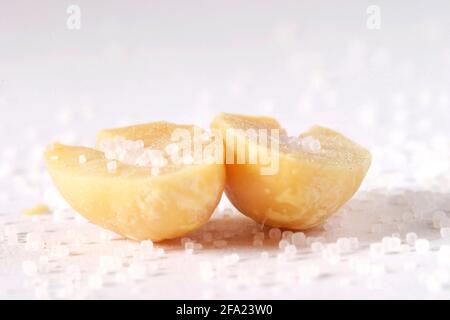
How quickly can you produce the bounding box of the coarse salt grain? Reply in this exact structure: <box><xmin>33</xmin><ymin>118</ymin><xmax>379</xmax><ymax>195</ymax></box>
<box><xmin>278</xmin><ymin>239</ymin><xmax>289</xmax><ymax>250</ymax></box>
<box><xmin>291</xmin><ymin>232</ymin><xmax>306</xmax><ymax>247</ymax></box>
<box><xmin>78</xmin><ymin>155</ymin><xmax>87</xmax><ymax>165</ymax></box>
<box><xmin>406</xmin><ymin>232</ymin><xmax>418</xmax><ymax>245</ymax></box>
<box><xmin>268</xmin><ymin>228</ymin><xmax>281</xmax><ymax>241</ymax></box>
<box><xmin>440</xmin><ymin>227</ymin><xmax>450</xmax><ymax>239</ymax></box>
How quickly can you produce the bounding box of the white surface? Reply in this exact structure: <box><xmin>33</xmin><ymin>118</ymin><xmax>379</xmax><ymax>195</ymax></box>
<box><xmin>1</xmin><ymin>0</ymin><xmax>450</xmax><ymax>299</ymax></box>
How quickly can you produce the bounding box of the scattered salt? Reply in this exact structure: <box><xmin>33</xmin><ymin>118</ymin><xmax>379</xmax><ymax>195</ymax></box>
<box><xmin>278</xmin><ymin>239</ymin><xmax>289</xmax><ymax>250</ymax></box>
<box><xmin>291</xmin><ymin>232</ymin><xmax>306</xmax><ymax>247</ymax></box>
<box><xmin>268</xmin><ymin>228</ymin><xmax>282</xmax><ymax>241</ymax></box>
<box><xmin>185</xmin><ymin>241</ymin><xmax>195</xmax><ymax>254</ymax></box>
<box><xmin>406</xmin><ymin>232</ymin><xmax>418</xmax><ymax>246</ymax></box>
<box><xmin>415</xmin><ymin>239</ymin><xmax>430</xmax><ymax>254</ymax></box>
<box><xmin>282</xmin><ymin>230</ymin><xmax>293</xmax><ymax>242</ymax></box>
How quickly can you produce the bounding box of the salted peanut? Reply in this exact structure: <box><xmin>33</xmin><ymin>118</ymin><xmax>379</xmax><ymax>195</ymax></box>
<box><xmin>211</xmin><ymin>113</ymin><xmax>371</xmax><ymax>230</ymax></box>
<box><xmin>45</xmin><ymin>122</ymin><xmax>225</xmax><ymax>242</ymax></box>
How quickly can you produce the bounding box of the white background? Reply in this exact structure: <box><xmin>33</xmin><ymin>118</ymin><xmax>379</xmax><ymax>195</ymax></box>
<box><xmin>1</xmin><ymin>0</ymin><xmax>450</xmax><ymax>299</ymax></box>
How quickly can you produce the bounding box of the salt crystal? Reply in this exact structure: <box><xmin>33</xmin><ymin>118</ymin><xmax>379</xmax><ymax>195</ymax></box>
<box><xmin>278</xmin><ymin>239</ymin><xmax>289</xmax><ymax>250</ymax></box>
<box><xmin>350</xmin><ymin>258</ymin><xmax>370</xmax><ymax>275</ymax></box>
<box><xmin>282</xmin><ymin>230</ymin><xmax>293</xmax><ymax>242</ymax></box>
<box><xmin>387</xmin><ymin>237</ymin><xmax>401</xmax><ymax>253</ymax></box>
<box><xmin>415</xmin><ymin>239</ymin><xmax>430</xmax><ymax>254</ymax></box>
<box><xmin>301</xmin><ymin>136</ymin><xmax>321</xmax><ymax>153</ymax></box>
<box><xmin>99</xmin><ymin>256</ymin><xmax>122</xmax><ymax>273</ymax></box>
<box><xmin>200</xmin><ymin>132</ymin><xmax>211</xmax><ymax>142</ymax></box>
<box><xmin>381</xmin><ymin>237</ymin><xmax>392</xmax><ymax>252</ymax></box>
<box><xmin>185</xmin><ymin>242</ymin><xmax>195</xmax><ymax>254</ymax></box>
<box><xmin>140</xmin><ymin>240</ymin><xmax>154</xmax><ymax>250</ymax></box>
<box><xmin>260</xmin><ymin>251</ymin><xmax>269</xmax><ymax>259</ymax></box>
<box><xmin>78</xmin><ymin>155</ymin><xmax>87</xmax><ymax>165</ymax></box>
<box><xmin>349</xmin><ymin>237</ymin><xmax>359</xmax><ymax>250</ymax></box>
<box><xmin>181</xmin><ymin>237</ymin><xmax>192</xmax><ymax>246</ymax></box>
<box><xmin>337</xmin><ymin>238</ymin><xmax>351</xmax><ymax>253</ymax></box>
<box><xmin>399</xmin><ymin>244</ymin><xmax>410</xmax><ymax>253</ymax></box>
<box><xmin>291</xmin><ymin>232</ymin><xmax>306</xmax><ymax>246</ymax></box>
<box><xmin>285</xmin><ymin>244</ymin><xmax>297</xmax><ymax>256</ymax></box>
<box><xmin>268</xmin><ymin>228</ymin><xmax>281</xmax><ymax>241</ymax></box>
<box><xmin>406</xmin><ymin>232</ymin><xmax>418</xmax><ymax>245</ymax></box>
